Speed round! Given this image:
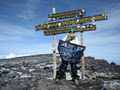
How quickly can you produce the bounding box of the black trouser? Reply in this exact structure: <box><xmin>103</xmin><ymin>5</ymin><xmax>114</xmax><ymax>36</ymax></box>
<box><xmin>56</xmin><ymin>60</ymin><xmax>79</xmax><ymax>80</ymax></box>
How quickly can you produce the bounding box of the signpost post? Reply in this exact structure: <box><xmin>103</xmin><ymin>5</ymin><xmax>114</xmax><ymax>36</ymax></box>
<box><xmin>52</xmin><ymin>8</ymin><xmax>57</xmax><ymax>79</ymax></box>
<box><xmin>81</xmin><ymin>31</ymin><xmax>85</xmax><ymax>79</ymax></box>
<box><xmin>35</xmin><ymin>9</ymin><xmax>108</xmax><ymax>80</ymax></box>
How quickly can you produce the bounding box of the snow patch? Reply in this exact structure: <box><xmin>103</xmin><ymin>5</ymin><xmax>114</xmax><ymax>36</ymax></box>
<box><xmin>20</xmin><ymin>74</ymin><xmax>31</xmax><ymax>78</ymax></box>
<box><xmin>29</xmin><ymin>69</ymin><xmax>35</xmax><ymax>72</ymax></box>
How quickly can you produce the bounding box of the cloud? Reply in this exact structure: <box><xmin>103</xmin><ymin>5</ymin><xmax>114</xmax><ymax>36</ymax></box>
<box><xmin>93</xmin><ymin>3</ymin><xmax>120</xmax><ymax>32</ymax></box>
<box><xmin>84</xmin><ymin>5</ymin><xmax>120</xmax><ymax>45</ymax></box>
<box><xmin>17</xmin><ymin>54</ymin><xmax>31</xmax><ymax>57</ymax></box>
<box><xmin>0</xmin><ymin>41</ymin><xmax>52</xmax><ymax>59</ymax></box>
<box><xmin>85</xmin><ymin>33</ymin><xmax>120</xmax><ymax>45</ymax></box>
<box><xmin>1</xmin><ymin>53</ymin><xmax>36</xmax><ymax>59</ymax></box>
<box><xmin>0</xmin><ymin>55</ymin><xmax>4</xmax><ymax>59</ymax></box>
<box><xmin>0</xmin><ymin>21</ymin><xmax>35</xmax><ymax>41</ymax></box>
<box><xmin>96</xmin><ymin>10</ymin><xmax>120</xmax><ymax>31</ymax></box>
<box><xmin>18</xmin><ymin>10</ymin><xmax>35</xmax><ymax>21</ymax></box>
<box><xmin>0</xmin><ymin>35</ymin><xmax>24</xmax><ymax>41</ymax></box>
<box><xmin>5</xmin><ymin>53</ymin><xmax>16</xmax><ymax>59</ymax></box>
<box><xmin>4</xmin><ymin>53</ymin><xmax>31</xmax><ymax>59</ymax></box>
<box><xmin>78</xmin><ymin>5</ymin><xmax>120</xmax><ymax>63</ymax></box>
<box><xmin>17</xmin><ymin>0</ymin><xmax>40</xmax><ymax>21</ymax></box>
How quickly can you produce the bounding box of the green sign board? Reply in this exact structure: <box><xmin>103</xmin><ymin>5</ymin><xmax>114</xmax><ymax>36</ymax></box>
<box><xmin>36</xmin><ymin>13</ymin><xmax>107</xmax><ymax>30</ymax></box>
<box><xmin>48</xmin><ymin>9</ymin><xmax>86</xmax><ymax>21</ymax></box>
<box><xmin>44</xmin><ymin>24</ymin><xmax>96</xmax><ymax>35</ymax></box>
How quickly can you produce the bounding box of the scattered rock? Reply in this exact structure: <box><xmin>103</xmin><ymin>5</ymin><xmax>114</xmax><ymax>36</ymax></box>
<box><xmin>0</xmin><ymin>54</ymin><xmax>120</xmax><ymax>90</ymax></box>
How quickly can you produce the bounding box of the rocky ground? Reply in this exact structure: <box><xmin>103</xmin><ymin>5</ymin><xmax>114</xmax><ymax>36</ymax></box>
<box><xmin>0</xmin><ymin>54</ymin><xmax>120</xmax><ymax>90</ymax></box>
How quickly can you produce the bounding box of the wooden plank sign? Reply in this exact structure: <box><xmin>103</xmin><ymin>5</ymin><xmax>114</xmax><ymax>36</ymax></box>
<box><xmin>48</xmin><ymin>9</ymin><xmax>86</xmax><ymax>21</ymax></box>
<box><xmin>44</xmin><ymin>24</ymin><xmax>96</xmax><ymax>35</ymax></box>
<box><xmin>35</xmin><ymin>13</ymin><xmax>107</xmax><ymax>30</ymax></box>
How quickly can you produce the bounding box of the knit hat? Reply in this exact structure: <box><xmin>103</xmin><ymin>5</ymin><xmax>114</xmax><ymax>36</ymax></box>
<box><xmin>70</xmin><ymin>28</ymin><xmax>75</xmax><ymax>32</ymax></box>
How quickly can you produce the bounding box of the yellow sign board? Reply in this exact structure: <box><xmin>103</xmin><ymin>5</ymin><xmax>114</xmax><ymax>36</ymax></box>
<box><xmin>44</xmin><ymin>24</ymin><xmax>96</xmax><ymax>35</ymax></box>
<box><xmin>48</xmin><ymin>9</ymin><xmax>86</xmax><ymax>21</ymax></box>
<box><xmin>36</xmin><ymin>13</ymin><xmax>107</xmax><ymax>30</ymax></box>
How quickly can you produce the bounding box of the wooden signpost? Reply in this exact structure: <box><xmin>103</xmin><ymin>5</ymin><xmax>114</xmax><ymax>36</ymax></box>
<box><xmin>52</xmin><ymin>8</ymin><xmax>57</xmax><ymax>79</ymax></box>
<box><xmin>35</xmin><ymin>8</ymin><xmax>108</xmax><ymax>79</ymax></box>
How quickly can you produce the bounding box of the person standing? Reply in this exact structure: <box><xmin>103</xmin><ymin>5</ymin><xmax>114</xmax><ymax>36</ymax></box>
<box><xmin>55</xmin><ymin>28</ymin><xmax>80</xmax><ymax>85</ymax></box>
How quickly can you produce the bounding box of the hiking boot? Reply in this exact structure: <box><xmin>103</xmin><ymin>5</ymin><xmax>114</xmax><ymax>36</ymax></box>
<box><xmin>74</xmin><ymin>79</ymin><xmax>79</xmax><ymax>86</ymax></box>
<box><xmin>55</xmin><ymin>78</ymin><xmax>60</xmax><ymax>83</ymax></box>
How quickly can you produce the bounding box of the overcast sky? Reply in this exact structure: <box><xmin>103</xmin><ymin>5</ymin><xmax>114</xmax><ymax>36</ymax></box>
<box><xmin>0</xmin><ymin>0</ymin><xmax>120</xmax><ymax>64</ymax></box>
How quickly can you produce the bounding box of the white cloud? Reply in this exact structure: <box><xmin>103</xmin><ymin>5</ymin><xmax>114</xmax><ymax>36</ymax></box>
<box><xmin>96</xmin><ymin>11</ymin><xmax>120</xmax><ymax>31</ymax></box>
<box><xmin>18</xmin><ymin>10</ymin><xmax>35</xmax><ymax>21</ymax></box>
<box><xmin>0</xmin><ymin>55</ymin><xmax>4</xmax><ymax>59</ymax></box>
<box><xmin>17</xmin><ymin>54</ymin><xmax>31</xmax><ymax>57</ymax></box>
<box><xmin>84</xmin><ymin>6</ymin><xmax>120</xmax><ymax>45</ymax></box>
<box><xmin>0</xmin><ymin>21</ymin><xmax>35</xmax><ymax>41</ymax></box>
<box><xmin>0</xmin><ymin>35</ymin><xmax>23</xmax><ymax>41</ymax></box>
<box><xmin>0</xmin><ymin>53</ymin><xmax>35</xmax><ymax>59</ymax></box>
<box><xmin>17</xmin><ymin>0</ymin><xmax>40</xmax><ymax>21</ymax></box>
<box><xmin>5</xmin><ymin>53</ymin><xmax>16</xmax><ymax>59</ymax></box>
<box><xmin>0</xmin><ymin>22</ymin><xmax>34</xmax><ymax>35</ymax></box>
<box><xmin>94</xmin><ymin>3</ymin><xmax>120</xmax><ymax>32</ymax></box>
<box><xmin>4</xmin><ymin>53</ymin><xmax>32</xmax><ymax>59</ymax></box>
<box><xmin>85</xmin><ymin>33</ymin><xmax>120</xmax><ymax>45</ymax></box>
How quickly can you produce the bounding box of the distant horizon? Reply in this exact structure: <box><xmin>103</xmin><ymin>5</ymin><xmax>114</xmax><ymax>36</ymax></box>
<box><xmin>0</xmin><ymin>52</ymin><xmax>119</xmax><ymax>65</ymax></box>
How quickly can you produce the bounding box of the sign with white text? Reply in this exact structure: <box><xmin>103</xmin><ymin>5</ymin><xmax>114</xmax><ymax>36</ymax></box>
<box><xmin>44</xmin><ymin>24</ymin><xmax>96</xmax><ymax>35</ymax></box>
<box><xmin>48</xmin><ymin>9</ymin><xmax>86</xmax><ymax>21</ymax></box>
<box><xmin>35</xmin><ymin>13</ymin><xmax>107</xmax><ymax>30</ymax></box>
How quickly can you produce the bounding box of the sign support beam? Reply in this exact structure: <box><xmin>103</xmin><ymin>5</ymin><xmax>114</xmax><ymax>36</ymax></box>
<box><xmin>80</xmin><ymin>31</ymin><xmax>85</xmax><ymax>79</ymax></box>
<box><xmin>52</xmin><ymin>8</ymin><xmax>57</xmax><ymax>79</ymax></box>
